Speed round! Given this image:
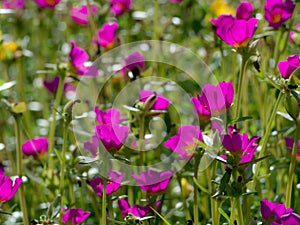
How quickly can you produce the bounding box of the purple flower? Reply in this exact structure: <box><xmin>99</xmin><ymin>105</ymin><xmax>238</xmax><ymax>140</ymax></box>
<box><xmin>284</xmin><ymin>137</ymin><xmax>300</xmax><ymax>160</ymax></box>
<box><xmin>278</xmin><ymin>55</ymin><xmax>300</xmax><ymax>79</ymax></box>
<box><xmin>191</xmin><ymin>81</ymin><xmax>234</xmax><ymax>121</ymax></box>
<box><xmin>281</xmin><ymin>213</ymin><xmax>300</xmax><ymax>224</ymax></box>
<box><xmin>236</xmin><ymin>2</ymin><xmax>253</xmax><ymax>20</ymax></box>
<box><xmin>289</xmin><ymin>23</ymin><xmax>300</xmax><ymax>43</ymax></box>
<box><xmin>121</xmin><ymin>52</ymin><xmax>145</xmax><ymax>79</ymax></box>
<box><xmin>222</xmin><ymin>126</ymin><xmax>260</xmax><ymax>158</ymax></box>
<box><xmin>132</xmin><ymin>170</ymin><xmax>173</xmax><ymax>194</ymax></box>
<box><xmin>211</xmin><ymin>15</ymin><xmax>258</xmax><ymax>48</ymax></box>
<box><xmin>118</xmin><ymin>199</ymin><xmax>156</xmax><ymax>218</ymax></box>
<box><xmin>95</xmin><ymin>124</ymin><xmax>129</xmax><ymax>153</ymax></box>
<box><xmin>70</xmin><ymin>5</ymin><xmax>98</xmax><ymax>25</ymax></box>
<box><xmin>83</xmin><ymin>135</ymin><xmax>98</xmax><ymax>158</ymax></box>
<box><xmin>62</xmin><ymin>208</ymin><xmax>90</xmax><ymax>225</ymax></box>
<box><xmin>3</xmin><ymin>0</ymin><xmax>24</xmax><ymax>10</ymax></box>
<box><xmin>88</xmin><ymin>170</ymin><xmax>124</xmax><ymax>196</ymax></box>
<box><xmin>139</xmin><ymin>90</ymin><xmax>171</xmax><ymax>111</ymax></box>
<box><xmin>43</xmin><ymin>76</ymin><xmax>76</xmax><ymax>98</ymax></box>
<box><xmin>94</xmin><ymin>107</ymin><xmax>122</xmax><ymax>125</ymax></box>
<box><xmin>264</xmin><ymin>0</ymin><xmax>295</xmax><ymax>29</ymax></box>
<box><xmin>22</xmin><ymin>137</ymin><xmax>48</xmax><ymax>158</ymax></box>
<box><xmin>164</xmin><ymin>125</ymin><xmax>203</xmax><ymax>160</ymax></box>
<box><xmin>260</xmin><ymin>199</ymin><xmax>293</xmax><ymax>224</ymax></box>
<box><xmin>110</xmin><ymin>0</ymin><xmax>131</xmax><ymax>16</ymax></box>
<box><xmin>69</xmin><ymin>41</ymin><xmax>98</xmax><ymax>77</ymax></box>
<box><xmin>94</xmin><ymin>22</ymin><xmax>119</xmax><ymax>50</ymax></box>
<box><xmin>0</xmin><ymin>175</ymin><xmax>22</xmax><ymax>203</ymax></box>
<box><xmin>34</xmin><ymin>0</ymin><xmax>61</xmax><ymax>8</ymax></box>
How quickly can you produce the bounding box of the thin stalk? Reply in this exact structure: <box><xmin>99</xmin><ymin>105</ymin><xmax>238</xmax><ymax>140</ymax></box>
<box><xmin>234</xmin><ymin>55</ymin><xmax>249</xmax><ymax>121</ymax></box>
<box><xmin>250</xmin><ymin>91</ymin><xmax>283</xmax><ymax>191</ymax></box>
<box><xmin>229</xmin><ymin>197</ymin><xmax>235</xmax><ymax>225</ymax></box>
<box><xmin>273</xmin><ymin>29</ymin><xmax>284</xmax><ymax>69</ymax></box>
<box><xmin>237</xmin><ymin>197</ymin><xmax>244</xmax><ymax>225</ymax></box>
<box><xmin>102</xmin><ymin>178</ymin><xmax>107</xmax><ymax>225</ymax></box>
<box><xmin>177</xmin><ymin>175</ymin><xmax>191</xmax><ymax>221</ymax></box>
<box><xmin>59</xmin><ymin>119</ymin><xmax>69</xmax><ymax>224</ymax></box>
<box><xmin>210</xmin><ymin>161</ymin><xmax>220</xmax><ymax>225</ymax></box>
<box><xmin>193</xmin><ymin>155</ymin><xmax>201</xmax><ymax>225</ymax></box>
<box><xmin>285</xmin><ymin>123</ymin><xmax>300</xmax><ymax>208</ymax></box>
<box><xmin>139</xmin><ymin>115</ymin><xmax>146</xmax><ymax>166</ymax></box>
<box><xmin>15</xmin><ymin>115</ymin><xmax>29</xmax><ymax>225</ymax></box>
<box><xmin>48</xmin><ymin>74</ymin><xmax>65</xmax><ymax>175</ymax></box>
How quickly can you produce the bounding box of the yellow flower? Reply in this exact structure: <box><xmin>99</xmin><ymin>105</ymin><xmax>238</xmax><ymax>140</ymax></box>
<box><xmin>0</xmin><ymin>41</ymin><xmax>18</xmax><ymax>60</ymax></box>
<box><xmin>211</xmin><ymin>0</ymin><xmax>235</xmax><ymax>17</ymax></box>
<box><xmin>181</xmin><ymin>178</ymin><xmax>193</xmax><ymax>198</ymax></box>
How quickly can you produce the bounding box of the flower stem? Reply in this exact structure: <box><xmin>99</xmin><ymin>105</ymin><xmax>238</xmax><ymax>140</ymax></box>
<box><xmin>102</xmin><ymin>178</ymin><xmax>107</xmax><ymax>225</ymax></box>
<box><xmin>210</xmin><ymin>161</ymin><xmax>220</xmax><ymax>225</ymax></box>
<box><xmin>285</xmin><ymin>122</ymin><xmax>300</xmax><ymax>208</ymax></box>
<box><xmin>59</xmin><ymin>117</ymin><xmax>69</xmax><ymax>224</ymax></box>
<box><xmin>139</xmin><ymin>115</ymin><xmax>146</xmax><ymax>167</ymax></box>
<box><xmin>250</xmin><ymin>91</ymin><xmax>283</xmax><ymax>191</ymax></box>
<box><xmin>14</xmin><ymin>115</ymin><xmax>29</xmax><ymax>225</ymax></box>
<box><xmin>193</xmin><ymin>154</ymin><xmax>201</xmax><ymax>225</ymax></box>
<box><xmin>48</xmin><ymin>74</ymin><xmax>65</xmax><ymax>177</ymax></box>
<box><xmin>234</xmin><ymin>55</ymin><xmax>249</xmax><ymax>122</ymax></box>
<box><xmin>237</xmin><ymin>197</ymin><xmax>244</xmax><ymax>225</ymax></box>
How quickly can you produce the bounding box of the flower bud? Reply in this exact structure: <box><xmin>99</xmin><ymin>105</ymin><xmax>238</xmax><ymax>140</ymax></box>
<box><xmin>284</xmin><ymin>93</ymin><xmax>299</xmax><ymax>121</ymax></box>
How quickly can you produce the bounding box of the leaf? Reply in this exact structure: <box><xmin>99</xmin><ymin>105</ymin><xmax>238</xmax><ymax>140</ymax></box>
<box><xmin>78</xmin><ymin>156</ymin><xmax>98</xmax><ymax>164</ymax></box>
<box><xmin>150</xmin><ymin>207</ymin><xmax>171</xmax><ymax>225</ymax></box>
<box><xmin>193</xmin><ymin>177</ymin><xmax>211</xmax><ymax>195</ymax></box>
<box><xmin>218</xmin><ymin>207</ymin><xmax>230</xmax><ymax>222</ymax></box>
<box><xmin>0</xmin><ymin>81</ymin><xmax>16</xmax><ymax>92</ymax></box>
<box><xmin>0</xmin><ymin>210</ymin><xmax>12</xmax><ymax>215</ymax></box>
<box><xmin>230</xmin><ymin>116</ymin><xmax>253</xmax><ymax>124</ymax></box>
<box><xmin>123</xmin><ymin>104</ymin><xmax>141</xmax><ymax>112</ymax></box>
<box><xmin>277</xmin><ymin>111</ymin><xmax>294</xmax><ymax>121</ymax></box>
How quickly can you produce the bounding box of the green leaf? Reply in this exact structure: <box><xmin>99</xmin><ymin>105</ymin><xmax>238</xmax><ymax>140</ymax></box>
<box><xmin>0</xmin><ymin>81</ymin><xmax>16</xmax><ymax>92</ymax></box>
<box><xmin>150</xmin><ymin>207</ymin><xmax>171</xmax><ymax>225</ymax></box>
<box><xmin>218</xmin><ymin>207</ymin><xmax>230</xmax><ymax>222</ymax></box>
<box><xmin>230</xmin><ymin>116</ymin><xmax>253</xmax><ymax>124</ymax></box>
<box><xmin>193</xmin><ymin>177</ymin><xmax>211</xmax><ymax>195</ymax></box>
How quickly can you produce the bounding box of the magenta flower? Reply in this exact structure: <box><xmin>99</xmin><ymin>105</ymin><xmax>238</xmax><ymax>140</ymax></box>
<box><xmin>62</xmin><ymin>208</ymin><xmax>90</xmax><ymax>225</ymax></box>
<box><xmin>94</xmin><ymin>22</ymin><xmax>119</xmax><ymax>50</ymax></box>
<box><xmin>281</xmin><ymin>213</ymin><xmax>300</xmax><ymax>224</ymax></box>
<box><xmin>69</xmin><ymin>41</ymin><xmax>98</xmax><ymax>76</ymax></box>
<box><xmin>278</xmin><ymin>55</ymin><xmax>300</xmax><ymax>79</ymax></box>
<box><xmin>222</xmin><ymin>126</ymin><xmax>260</xmax><ymax>157</ymax></box>
<box><xmin>289</xmin><ymin>23</ymin><xmax>300</xmax><ymax>43</ymax></box>
<box><xmin>88</xmin><ymin>170</ymin><xmax>124</xmax><ymax>196</ymax></box>
<box><xmin>132</xmin><ymin>170</ymin><xmax>173</xmax><ymax>194</ymax></box>
<box><xmin>284</xmin><ymin>137</ymin><xmax>300</xmax><ymax>160</ymax></box>
<box><xmin>70</xmin><ymin>5</ymin><xmax>98</xmax><ymax>25</ymax></box>
<box><xmin>191</xmin><ymin>81</ymin><xmax>234</xmax><ymax>121</ymax></box>
<box><xmin>95</xmin><ymin>124</ymin><xmax>129</xmax><ymax>153</ymax></box>
<box><xmin>236</xmin><ymin>2</ymin><xmax>253</xmax><ymax>20</ymax></box>
<box><xmin>94</xmin><ymin>107</ymin><xmax>122</xmax><ymax>125</ymax></box>
<box><xmin>139</xmin><ymin>90</ymin><xmax>171</xmax><ymax>111</ymax></box>
<box><xmin>43</xmin><ymin>76</ymin><xmax>76</xmax><ymax>97</ymax></box>
<box><xmin>0</xmin><ymin>175</ymin><xmax>22</xmax><ymax>203</ymax></box>
<box><xmin>34</xmin><ymin>0</ymin><xmax>61</xmax><ymax>8</ymax></box>
<box><xmin>121</xmin><ymin>52</ymin><xmax>145</xmax><ymax>79</ymax></box>
<box><xmin>211</xmin><ymin>15</ymin><xmax>258</xmax><ymax>48</ymax></box>
<box><xmin>83</xmin><ymin>135</ymin><xmax>98</xmax><ymax>158</ymax></box>
<box><xmin>22</xmin><ymin>137</ymin><xmax>48</xmax><ymax>158</ymax></box>
<box><xmin>118</xmin><ymin>199</ymin><xmax>153</xmax><ymax>218</ymax></box>
<box><xmin>110</xmin><ymin>0</ymin><xmax>131</xmax><ymax>16</ymax></box>
<box><xmin>164</xmin><ymin>125</ymin><xmax>203</xmax><ymax>160</ymax></box>
<box><xmin>3</xmin><ymin>0</ymin><xmax>24</xmax><ymax>10</ymax></box>
<box><xmin>260</xmin><ymin>199</ymin><xmax>293</xmax><ymax>224</ymax></box>
<box><xmin>264</xmin><ymin>0</ymin><xmax>295</xmax><ymax>29</ymax></box>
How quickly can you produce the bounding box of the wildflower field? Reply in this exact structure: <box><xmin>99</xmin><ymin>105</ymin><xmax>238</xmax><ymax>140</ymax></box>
<box><xmin>1</xmin><ymin>0</ymin><xmax>300</xmax><ymax>224</ymax></box>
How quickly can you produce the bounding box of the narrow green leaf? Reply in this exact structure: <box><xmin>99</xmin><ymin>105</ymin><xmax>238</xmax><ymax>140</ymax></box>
<box><xmin>193</xmin><ymin>177</ymin><xmax>211</xmax><ymax>195</ymax></box>
<box><xmin>150</xmin><ymin>207</ymin><xmax>171</xmax><ymax>225</ymax></box>
<box><xmin>218</xmin><ymin>207</ymin><xmax>230</xmax><ymax>222</ymax></box>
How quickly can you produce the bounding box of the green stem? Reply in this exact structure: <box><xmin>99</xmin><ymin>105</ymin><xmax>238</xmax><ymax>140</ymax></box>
<box><xmin>285</xmin><ymin>122</ymin><xmax>300</xmax><ymax>208</ymax></box>
<box><xmin>139</xmin><ymin>115</ymin><xmax>146</xmax><ymax>167</ymax></box>
<box><xmin>15</xmin><ymin>115</ymin><xmax>29</xmax><ymax>225</ymax></box>
<box><xmin>59</xmin><ymin>119</ymin><xmax>69</xmax><ymax>224</ymax></box>
<box><xmin>210</xmin><ymin>161</ymin><xmax>220</xmax><ymax>225</ymax></box>
<box><xmin>177</xmin><ymin>175</ymin><xmax>191</xmax><ymax>221</ymax></box>
<box><xmin>250</xmin><ymin>91</ymin><xmax>283</xmax><ymax>191</ymax></box>
<box><xmin>234</xmin><ymin>55</ymin><xmax>249</xmax><ymax>121</ymax></box>
<box><xmin>273</xmin><ymin>29</ymin><xmax>284</xmax><ymax>69</ymax></box>
<box><xmin>193</xmin><ymin>155</ymin><xmax>201</xmax><ymax>225</ymax></box>
<box><xmin>237</xmin><ymin>197</ymin><xmax>244</xmax><ymax>225</ymax></box>
<box><xmin>102</xmin><ymin>178</ymin><xmax>107</xmax><ymax>225</ymax></box>
<box><xmin>229</xmin><ymin>197</ymin><xmax>235</xmax><ymax>225</ymax></box>
<box><xmin>48</xmin><ymin>74</ymin><xmax>65</xmax><ymax>176</ymax></box>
